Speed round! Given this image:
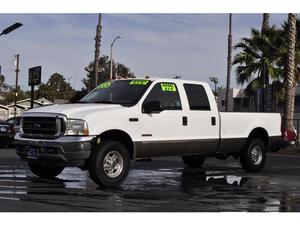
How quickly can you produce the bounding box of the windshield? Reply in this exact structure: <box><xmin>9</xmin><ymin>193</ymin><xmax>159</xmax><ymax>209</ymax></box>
<box><xmin>79</xmin><ymin>79</ymin><xmax>152</xmax><ymax>106</ymax></box>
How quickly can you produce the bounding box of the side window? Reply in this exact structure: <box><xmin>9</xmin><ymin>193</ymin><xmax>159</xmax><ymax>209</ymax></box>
<box><xmin>143</xmin><ymin>82</ymin><xmax>182</xmax><ymax>110</ymax></box>
<box><xmin>184</xmin><ymin>84</ymin><xmax>211</xmax><ymax>111</ymax></box>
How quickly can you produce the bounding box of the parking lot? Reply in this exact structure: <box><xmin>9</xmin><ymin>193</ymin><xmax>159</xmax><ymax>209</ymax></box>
<box><xmin>0</xmin><ymin>148</ymin><xmax>299</xmax><ymax>211</ymax></box>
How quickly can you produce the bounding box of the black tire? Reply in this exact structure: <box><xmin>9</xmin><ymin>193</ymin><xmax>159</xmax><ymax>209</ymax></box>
<box><xmin>88</xmin><ymin>141</ymin><xmax>130</xmax><ymax>187</ymax></box>
<box><xmin>240</xmin><ymin>138</ymin><xmax>266</xmax><ymax>172</ymax></box>
<box><xmin>28</xmin><ymin>163</ymin><xmax>64</xmax><ymax>178</ymax></box>
<box><xmin>182</xmin><ymin>155</ymin><xmax>206</xmax><ymax>168</ymax></box>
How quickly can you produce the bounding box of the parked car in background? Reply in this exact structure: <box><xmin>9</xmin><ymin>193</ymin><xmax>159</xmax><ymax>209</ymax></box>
<box><xmin>6</xmin><ymin>116</ymin><xmax>21</xmax><ymax>133</ymax></box>
<box><xmin>0</xmin><ymin>120</ymin><xmax>14</xmax><ymax>147</ymax></box>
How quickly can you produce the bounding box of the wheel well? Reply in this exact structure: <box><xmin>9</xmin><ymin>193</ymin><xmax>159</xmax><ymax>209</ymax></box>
<box><xmin>99</xmin><ymin>130</ymin><xmax>134</xmax><ymax>159</ymax></box>
<box><xmin>248</xmin><ymin>127</ymin><xmax>269</xmax><ymax>147</ymax></box>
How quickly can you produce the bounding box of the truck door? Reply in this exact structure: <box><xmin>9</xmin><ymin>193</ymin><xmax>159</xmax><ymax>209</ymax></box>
<box><xmin>181</xmin><ymin>83</ymin><xmax>220</xmax><ymax>154</ymax></box>
<box><xmin>137</xmin><ymin>82</ymin><xmax>185</xmax><ymax>157</ymax></box>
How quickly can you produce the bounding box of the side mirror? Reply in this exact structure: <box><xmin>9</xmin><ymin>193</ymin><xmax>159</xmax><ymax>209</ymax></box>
<box><xmin>143</xmin><ymin>101</ymin><xmax>163</xmax><ymax>114</ymax></box>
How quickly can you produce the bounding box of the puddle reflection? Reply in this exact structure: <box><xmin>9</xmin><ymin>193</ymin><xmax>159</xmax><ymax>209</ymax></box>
<box><xmin>0</xmin><ymin>165</ymin><xmax>298</xmax><ymax>211</ymax></box>
<box><xmin>206</xmin><ymin>175</ymin><xmax>243</xmax><ymax>186</ymax></box>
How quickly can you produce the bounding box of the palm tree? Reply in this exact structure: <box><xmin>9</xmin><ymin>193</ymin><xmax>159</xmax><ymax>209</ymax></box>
<box><xmin>278</xmin><ymin>19</ymin><xmax>300</xmax><ymax>85</ymax></box>
<box><xmin>262</xmin><ymin>13</ymin><xmax>270</xmax><ymax>34</ymax></box>
<box><xmin>209</xmin><ymin>76</ymin><xmax>218</xmax><ymax>95</ymax></box>
<box><xmin>233</xmin><ymin>26</ymin><xmax>284</xmax><ymax>97</ymax></box>
<box><xmin>282</xmin><ymin>14</ymin><xmax>297</xmax><ymax>135</ymax></box>
<box><xmin>268</xmin><ymin>19</ymin><xmax>300</xmax><ymax>109</ymax></box>
<box><xmin>225</xmin><ymin>13</ymin><xmax>232</xmax><ymax>111</ymax></box>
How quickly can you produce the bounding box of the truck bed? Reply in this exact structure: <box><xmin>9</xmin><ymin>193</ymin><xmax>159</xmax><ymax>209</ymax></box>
<box><xmin>217</xmin><ymin>112</ymin><xmax>281</xmax><ymax>153</ymax></box>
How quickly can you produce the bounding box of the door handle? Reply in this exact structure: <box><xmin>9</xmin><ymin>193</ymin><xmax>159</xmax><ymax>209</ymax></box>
<box><xmin>211</xmin><ymin>117</ymin><xmax>216</xmax><ymax>126</ymax></box>
<box><xmin>182</xmin><ymin>116</ymin><xmax>188</xmax><ymax>126</ymax></box>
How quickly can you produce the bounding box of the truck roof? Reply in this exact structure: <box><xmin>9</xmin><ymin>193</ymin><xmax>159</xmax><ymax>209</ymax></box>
<box><xmin>119</xmin><ymin>77</ymin><xmax>208</xmax><ymax>86</ymax></box>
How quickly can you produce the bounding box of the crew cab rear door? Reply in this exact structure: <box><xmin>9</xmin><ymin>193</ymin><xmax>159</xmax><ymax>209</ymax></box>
<box><xmin>181</xmin><ymin>83</ymin><xmax>220</xmax><ymax>154</ymax></box>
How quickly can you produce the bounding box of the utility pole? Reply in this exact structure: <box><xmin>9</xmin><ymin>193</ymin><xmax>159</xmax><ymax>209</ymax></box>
<box><xmin>110</xmin><ymin>44</ymin><xmax>113</xmax><ymax>80</ymax></box>
<box><xmin>93</xmin><ymin>13</ymin><xmax>102</xmax><ymax>89</ymax></box>
<box><xmin>14</xmin><ymin>54</ymin><xmax>20</xmax><ymax>117</ymax></box>
<box><xmin>225</xmin><ymin>13</ymin><xmax>232</xmax><ymax>112</ymax></box>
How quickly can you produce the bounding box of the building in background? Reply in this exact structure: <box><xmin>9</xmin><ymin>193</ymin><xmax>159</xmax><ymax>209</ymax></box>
<box><xmin>0</xmin><ymin>105</ymin><xmax>9</xmax><ymax>121</ymax></box>
<box><xmin>217</xmin><ymin>86</ymin><xmax>300</xmax><ymax>119</ymax></box>
<box><xmin>217</xmin><ymin>88</ymin><xmax>253</xmax><ymax>112</ymax></box>
<box><xmin>5</xmin><ymin>98</ymin><xmax>53</xmax><ymax>118</ymax></box>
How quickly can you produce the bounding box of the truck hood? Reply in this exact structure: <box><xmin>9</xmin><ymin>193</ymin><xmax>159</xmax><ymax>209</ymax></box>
<box><xmin>23</xmin><ymin>103</ymin><xmax>126</xmax><ymax>119</ymax></box>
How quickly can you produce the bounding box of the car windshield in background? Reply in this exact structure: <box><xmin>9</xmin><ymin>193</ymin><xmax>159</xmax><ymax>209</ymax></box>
<box><xmin>79</xmin><ymin>79</ymin><xmax>152</xmax><ymax>106</ymax></box>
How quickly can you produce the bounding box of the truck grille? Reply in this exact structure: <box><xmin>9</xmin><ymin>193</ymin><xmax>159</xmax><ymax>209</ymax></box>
<box><xmin>22</xmin><ymin>116</ymin><xmax>66</xmax><ymax>138</ymax></box>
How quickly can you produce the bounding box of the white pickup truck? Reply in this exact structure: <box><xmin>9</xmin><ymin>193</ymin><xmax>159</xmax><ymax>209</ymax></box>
<box><xmin>15</xmin><ymin>78</ymin><xmax>282</xmax><ymax>187</ymax></box>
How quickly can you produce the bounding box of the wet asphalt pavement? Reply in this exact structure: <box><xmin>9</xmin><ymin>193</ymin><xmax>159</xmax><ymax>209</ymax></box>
<box><xmin>0</xmin><ymin>148</ymin><xmax>300</xmax><ymax>212</ymax></box>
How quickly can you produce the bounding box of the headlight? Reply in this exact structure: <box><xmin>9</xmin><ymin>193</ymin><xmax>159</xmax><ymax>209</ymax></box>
<box><xmin>66</xmin><ymin>119</ymin><xmax>89</xmax><ymax>136</ymax></box>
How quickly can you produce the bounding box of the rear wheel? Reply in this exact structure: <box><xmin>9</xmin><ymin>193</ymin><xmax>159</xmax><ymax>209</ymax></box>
<box><xmin>240</xmin><ymin>138</ymin><xmax>266</xmax><ymax>172</ymax></box>
<box><xmin>28</xmin><ymin>163</ymin><xmax>64</xmax><ymax>178</ymax></box>
<box><xmin>88</xmin><ymin>141</ymin><xmax>130</xmax><ymax>187</ymax></box>
<box><xmin>182</xmin><ymin>155</ymin><xmax>206</xmax><ymax>168</ymax></box>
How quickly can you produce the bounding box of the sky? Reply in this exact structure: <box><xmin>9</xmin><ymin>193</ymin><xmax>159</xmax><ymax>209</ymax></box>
<box><xmin>0</xmin><ymin>13</ymin><xmax>288</xmax><ymax>91</ymax></box>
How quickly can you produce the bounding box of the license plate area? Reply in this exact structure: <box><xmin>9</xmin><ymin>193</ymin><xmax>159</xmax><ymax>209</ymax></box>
<box><xmin>27</xmin><ymin>147</ymin><xmax>39</xmax><ymax>159</ymax></box>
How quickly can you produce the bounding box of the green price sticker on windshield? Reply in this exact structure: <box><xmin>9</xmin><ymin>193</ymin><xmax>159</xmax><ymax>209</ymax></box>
<box><xmin>96</xmin><ymin>82</ymin><xmax>112</xmax><ymax>89</ymax></box>
<box><xmin>129</xmin><ymin>80</ymin><xmax>149</xmax><ymax>85</ymax></box>
<box><xmin>160</xmin><ymin>83</ymin><xmax>177</xmax><ymax>92</ymax></box>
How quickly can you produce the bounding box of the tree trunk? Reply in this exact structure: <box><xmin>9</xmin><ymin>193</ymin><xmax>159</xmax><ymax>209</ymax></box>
<box><xmin>261</xmin><ymin>13</ymin><xmax>270</xmax><ymax>34</ymax></box>
<box><xmin>282</xmin><ymin>13</ymin><xmax>297</xmax><ymax>132</ymax></box>
<box><xmin>93</xmin><ymin>13</ymin><xmax>102</xmax><ymax>90</ymax></box>
<box><xmin>261</xmin><ymin>14</ymin><xmax>270</xmax><ymax>112</ymax></box>
<box><xmin>225</xmin><ymin>13</ymin><xmax>232</xmax><ymax>112</ymax></box>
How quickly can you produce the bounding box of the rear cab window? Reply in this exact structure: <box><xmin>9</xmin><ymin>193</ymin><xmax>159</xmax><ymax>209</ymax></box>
<box><xmin>143</xmin><ymin>82</ymin><xmax>182</xmax><ymax>110</ymax></box>
<box><xmin>183</xmin><ymin>83</ymin><xmax>211</xmax><ymax>111</ymax></box>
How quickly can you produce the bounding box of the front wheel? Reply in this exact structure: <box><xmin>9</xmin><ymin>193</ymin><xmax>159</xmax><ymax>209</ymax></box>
<box><xmin>88</xmin><ymin>141</ymin><xmax>130</xmax><ymax>187</ymax></box>
<box><xmin>28</xmin><ymin>163</ymin><xmax>64</xmax><ymax>178</ymax></box>
<box><xmin>240</xmin><ymin>138</ymin><xmax>266</xmax><ymax>172</ymax></box>
<box><xmin>182</xmin><ymin>155</ymin><xmax>206</xmax><ymax>168</ymax></box>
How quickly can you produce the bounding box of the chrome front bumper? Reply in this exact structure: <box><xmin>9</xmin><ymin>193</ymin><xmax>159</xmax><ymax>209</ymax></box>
<box><xmin>15</xmin><ymin>133</ymin><xmax>96</xmax><ymax>167</ymax></box>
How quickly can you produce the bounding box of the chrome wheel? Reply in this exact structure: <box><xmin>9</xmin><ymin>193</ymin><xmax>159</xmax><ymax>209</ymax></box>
<box><xmin>103</xmin><ymin>151</ymin><xmax>124</xmax><ymax>178</ymax></box>
<box><xmin>250</xmin><ymin>145</ymin><xmax>263</xmax><ymax>165</ymax></box>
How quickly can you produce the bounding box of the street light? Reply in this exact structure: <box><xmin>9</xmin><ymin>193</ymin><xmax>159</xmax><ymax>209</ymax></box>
<box><xmin>0</xmin><ymin>22</ymin><xmax>23</xmax><ymax>117</ymax></box>
<box><xmin>110</xmin><ymin>35</ymin><xmax>122</xmax><ymax>80</ymax></box>
<box><xmin>0</xmin><ymin>23</ymin><xmax>23</xmax><ymax>36</ymax></box>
